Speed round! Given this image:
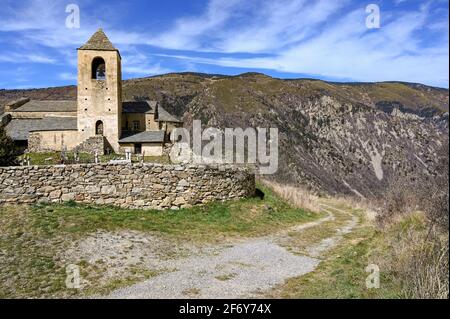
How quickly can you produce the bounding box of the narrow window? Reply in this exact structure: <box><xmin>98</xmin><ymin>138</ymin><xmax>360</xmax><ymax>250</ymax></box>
<box><xmin>92</xmin><ymin>57</ymin><xmax>106</xmax><ymax>80</ymax></box>
<box><xmin>96</xmin><ymin>120</ymin><xmax>104</xmax><ymax>135</ymax></box>
<box><xmin>133</xmin><ymin>120</ymin><xmax>140</xmax><ymax>131</ymax></box>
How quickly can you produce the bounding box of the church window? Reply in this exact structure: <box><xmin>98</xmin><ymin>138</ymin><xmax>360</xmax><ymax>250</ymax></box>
<box><xmin>96</xmin><ymin>120</ymin><xmax>104</xmax><ymax>135</ymax></box>
<box><xmin>92</xmin><ymin>57</ymin><xmax>106</xmax><ymax>80</ymax></box>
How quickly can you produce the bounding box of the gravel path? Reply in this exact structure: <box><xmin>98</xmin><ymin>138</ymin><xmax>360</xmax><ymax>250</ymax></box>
<box><xmin>102</xmin><ymin>203</ymin><xmax>357</xmax><ymax>299</ymax></box>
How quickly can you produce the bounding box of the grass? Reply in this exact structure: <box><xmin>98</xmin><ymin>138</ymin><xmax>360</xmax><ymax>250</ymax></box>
<box><xmin>0</xmin><ymin>184</ymin><xmax>320</xmax><ymax>298</ymax></box>
<box><xmin>26</xmin><ymin>184</ymin><xmax>319</xmax><ymax>242</ymax></box>
<box><xmin>18</xmin><ymin>152</ymin><xmax>171</xmax><ymax>165</ymax></box>
<box><xmin>281</xmin><ymin>206</ymin><xmax>351</xmax><ymax>256</ymax></box>
<box><xmin>268</xmin><ymin>205</ymin><xmax>405</xmax><ymax>299</ymax></box>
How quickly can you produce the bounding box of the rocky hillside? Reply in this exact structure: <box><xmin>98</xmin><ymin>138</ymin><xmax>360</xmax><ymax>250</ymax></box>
<box><xmin>1</xmin><ymin>73</ymin><xmax>448</xmax><ymax>197</ymax></box>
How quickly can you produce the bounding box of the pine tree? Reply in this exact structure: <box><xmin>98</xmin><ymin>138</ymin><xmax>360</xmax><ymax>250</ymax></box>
<box><xmin>0</xmin><ymin>124</ymin><xmax>18</xmax><ymax>166</ymax></box>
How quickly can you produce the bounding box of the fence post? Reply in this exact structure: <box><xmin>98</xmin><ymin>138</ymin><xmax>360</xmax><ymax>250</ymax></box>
<box><xmin>95</xmin><ymin>151</ymin><xmax>99</xmax><ymax>164</ymax></box>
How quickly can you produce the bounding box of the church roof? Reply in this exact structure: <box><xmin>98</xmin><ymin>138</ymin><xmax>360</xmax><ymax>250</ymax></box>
<box><xmin>79</xmin><ymin>28</ymin><xmax>117</xmax><ymax>51</ymax></box>
<box><xmin>122</xmin><ymin>101</ymin><xmax>157</xmax><ymax>114</ymax></box>
<box><xmin>5</xmin><ymin>117</ymin><xmax>77</xmax><ymax>141</ymax></box>
<box><xmin>156</xmin><ymin>104</ymin><xmax>183</xmax><ymax>123</ymax></box>
<box><xmin>119</xmin><ymin>130</ymin><xmax>165</xmax><ymax>143</ymax></box>
<box><xmin>12</xmin><ymin>100</ymin><xmax>77</xmax><ymax>113</ymax></box>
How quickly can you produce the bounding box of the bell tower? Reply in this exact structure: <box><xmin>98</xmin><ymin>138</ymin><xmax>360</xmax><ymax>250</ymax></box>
<box><xmin>77</xmin><ymin>28</ymin><xmax>122</xmax><ymax>153</ymax></box>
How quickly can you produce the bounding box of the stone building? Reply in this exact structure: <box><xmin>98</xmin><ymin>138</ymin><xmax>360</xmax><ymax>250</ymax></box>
<box><xmin>3</xmin><ymin>29</ymin><xmax>182</xmax><ymax>156</ymax></box>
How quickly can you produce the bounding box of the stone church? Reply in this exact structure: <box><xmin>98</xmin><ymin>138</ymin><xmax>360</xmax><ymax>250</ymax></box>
<box><xmin>3</xmin><ymin>29</ymin><xmax>182</xmax><ymax>156</ymax></box>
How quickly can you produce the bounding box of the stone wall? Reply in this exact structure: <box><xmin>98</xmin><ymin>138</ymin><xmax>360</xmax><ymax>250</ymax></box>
<box><xmin>27</xmin><ymin>132</ymin><xmax>42</xmax><ymax>152</ymax></box>
<box><xmin>74</xmin><ymin>136</ymin><xmax>109</xmax><ymax>154</ymax></box>
<box><xmin>27</xmin><ymin>130</ymin><xmax>80</xmax><ymax>153</ymax></box>
<box><xmin>0</xmin><ymin>163</ymin><xmax>255</xmax><ymax>210</ymax></box>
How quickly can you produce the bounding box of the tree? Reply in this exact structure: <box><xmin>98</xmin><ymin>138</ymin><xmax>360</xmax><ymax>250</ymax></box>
<box><xmin>0</xmin><ymin>124</ymin><xmax>18</xmax><ymax>166</ymax></box>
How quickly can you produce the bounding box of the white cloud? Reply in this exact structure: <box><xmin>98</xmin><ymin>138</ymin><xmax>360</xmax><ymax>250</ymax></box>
<box><xmin>59</xmin><ymin>72</ymin><xmax>77</xmax><ymax>81</ymax></box>
<box><xmin>0</xmin><ymin>52</ymin><xmax>56</xmax><ymax>64</ymax></box>
<box><xmin>121</xmin><ymin>50</ymin><xmax>172</xmax><ymax>76</ymax></box>
<box><xmin>0</xmin><ymin>0</ymin><xmax>448</xmax><ymax>87</ymax></box>
<box><xmin>148</xmin><ymin>0</ymin><xmax>244</xmax><ymax>51</ymax></box>
<box><xmin>152</xmin><ymin>2</ymin><xmax>449</xmax><ymax>87</ymax></box>
<box><xmin>147</xmin><ymin>0</ymin><xmax>350</xmax><ymax>53</ymax></box>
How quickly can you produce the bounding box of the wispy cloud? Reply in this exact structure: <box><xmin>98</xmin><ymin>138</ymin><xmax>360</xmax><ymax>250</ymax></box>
<box><xmin>121</xmin><ymin>50</ymin><xmax>173</xmax><ymax>76</ymax></box>
<box><xmin>0</xmin><ymin>0</ymin><xmax>448</xmax><ymax>87</ymax></box>
<box><xmin>148</xmin><ymin>0</ymin><xmax>449</xmax><ymax>87</ymax></box>
<box><xmin>59</xmin><ymin>72</ymin><xmax>77</xmax><ymax>81</ymax></box>
<box><xmin>0</xmin><ymin>52</ymin><xmax>56</xmax><ymax>64</ymax></box>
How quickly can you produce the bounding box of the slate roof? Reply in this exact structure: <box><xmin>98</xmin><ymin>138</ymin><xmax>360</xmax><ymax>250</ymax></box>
<box><xmin>9</xmin><ymin>99</ymin><xmax>161</xmax><ymax>114</ymax></box>
<box><xmin>5</xmin><ymin>117</ymin><xmax>77</xmax><ymax>141</ymax></box>
<box><xmin>156</xmin><ymin>104</ymin><xmax>183</xmax><ymax>123</ymax></box>
<box><xmin>118</xmin><ymin>130</ymin><xmax>165</xmax><ymax>143</ymax></box>
<box><xmin>12</xmin><ymin>100</ymin><xmax>77</xmax><ymax>113</ymax></box>
<box><xmin>78</xmin><ymin>28</ymin><xmax>117</xmax><ymax>51</ymax></box>
<box><xmin>122</xmin><ymin>101</ymin><xmax>157</xmax><ymax>114</ymax></box>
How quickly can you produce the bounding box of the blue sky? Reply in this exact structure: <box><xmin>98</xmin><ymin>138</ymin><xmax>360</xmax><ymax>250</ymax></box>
<box><xmin>0</xmin><ymin>0</ymin><xmax>448</xmax><ymax>89</ymax></box>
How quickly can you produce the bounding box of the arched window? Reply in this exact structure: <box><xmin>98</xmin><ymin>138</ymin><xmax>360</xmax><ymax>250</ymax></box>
<box><xmin>92</xmin><ymin>57</ymin><xmax>106</xmax><ymax>80</ymax></box>
<box><xmin>95</xmin><ymin>121</ymin><xmax>104</xmax><ymax>135</ymax></box>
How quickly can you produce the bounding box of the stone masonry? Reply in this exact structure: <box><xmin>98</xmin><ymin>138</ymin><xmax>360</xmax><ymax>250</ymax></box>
<box><xmin>27</xmin><ymin>132</ymin><xmax>42</xmax><ymax>153</ymax></box>
<box><xmin>0</xmin><ymin>163</ymin><xmax>255</xmax><ymax>210</ymax></box>
<box><xmin>73</xmin><ymin>136</ymin><xmax>109</xmax><ymax>154</ymax></box>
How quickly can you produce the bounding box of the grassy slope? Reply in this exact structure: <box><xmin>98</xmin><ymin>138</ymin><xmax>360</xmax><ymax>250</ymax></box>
<box><xmin>0</xmin><ymin>184</ymin><xmax>321</xmax><ymax>298</ymax></box>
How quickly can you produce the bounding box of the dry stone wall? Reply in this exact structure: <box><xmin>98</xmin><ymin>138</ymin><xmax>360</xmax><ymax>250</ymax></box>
<box><xmin>27</xmin><ymin>132</ymin><xmax>42</xmax><ymax>153</ymax></box>
<box><xmin>0</xmin><ymin>163</ymin><xmax>255</xmax><ymax>209</ymax></box>
<box><xmin>74</xmin><ymin>136</ymin><xmax>108</xmax><ymax>154</ymax></box>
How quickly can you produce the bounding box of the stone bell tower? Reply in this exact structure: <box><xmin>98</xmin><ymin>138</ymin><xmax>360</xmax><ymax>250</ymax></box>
<box><xmin>77</xmin><ymin>28</ymin><xmax>122</xmax><ymax>153</ymax></box>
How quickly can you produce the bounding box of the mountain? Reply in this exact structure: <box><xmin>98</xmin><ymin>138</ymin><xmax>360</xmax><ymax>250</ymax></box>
<box><xmin>1</xmin><ymin>73</ymin><xmax>448</xmax><ymax>197</ymax></box>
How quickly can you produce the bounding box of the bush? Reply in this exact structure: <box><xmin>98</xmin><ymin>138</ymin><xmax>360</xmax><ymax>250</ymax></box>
<box><xmin>377</xmin><ymin>213</ymin><xmax>449</xmax><ymax>299</ymax></box>
<box><xmin>0</xmin><ymin>124</ymin><xmax>18</xmax><ymax>166</ymax></box>
<box><xmin>376</xmin><ymin>139</ymin><xmax>449</xmax><ymax>299</ymax></box>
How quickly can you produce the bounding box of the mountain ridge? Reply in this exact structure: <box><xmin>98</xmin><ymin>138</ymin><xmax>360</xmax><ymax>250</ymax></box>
<box><xmin>1</xmin><ymin>72</ymin><xmax>448</xmax><ymax>197</ymax></box>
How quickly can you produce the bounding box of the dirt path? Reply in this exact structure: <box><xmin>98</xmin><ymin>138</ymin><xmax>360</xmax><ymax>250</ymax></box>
<box><xmin>101</xmin><ymin>201</ymin><xmax>359</xmax><ymax>299</ymax></box>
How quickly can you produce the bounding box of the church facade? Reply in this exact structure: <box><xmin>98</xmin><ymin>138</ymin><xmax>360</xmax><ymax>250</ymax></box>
<box><xmin>3</xmin><ymin>29</ymin><xmax>182</xmax><ymax>156</ymax></box>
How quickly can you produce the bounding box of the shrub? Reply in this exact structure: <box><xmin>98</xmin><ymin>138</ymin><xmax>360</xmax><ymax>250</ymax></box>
<box><xmin>0</xmin><ymin>124</ymin><xmax>18</xmax><ymax>166</ymax></box>
<box><xmin>377</xmin><ymin>213</ymin><xmax>449</xmax><ymax>299</ymax></box>
<box><xmin>376</xmin><ymin>139</ymin><xmax>449</xmax><ymax>299</ymax></box>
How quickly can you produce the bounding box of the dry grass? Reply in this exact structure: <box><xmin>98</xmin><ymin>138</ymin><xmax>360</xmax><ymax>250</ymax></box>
<box><xmin>373</xmin><ymin>141</ymin><xmax>449</xmax><ymax>299</ymax></box>
<box><xmin>374</xmin><ymin>212</ymin><xmax>449</xmax><ymax>299</ymax></box>
<box><xmin>327</xmin><ymin>195</ymin><xmax>378</xmax><ymax>222</ymax></box>
<box><xmin>260</xmin><ymin>179</ymin><xmax>321</xmax><ymax>213</ymax></box>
